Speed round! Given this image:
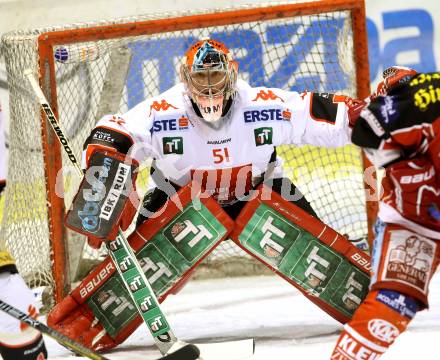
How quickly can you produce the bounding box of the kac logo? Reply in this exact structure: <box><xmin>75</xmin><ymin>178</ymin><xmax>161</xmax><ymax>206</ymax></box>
<box><xmin>252</xmin><ymin>90</ymin><xmax>284</xmax><ymax>102</ymax></box>
<box><xmin>368</xmin><ymin>319</ymin><xmax>400</xmax><ymax>343</ymax></box>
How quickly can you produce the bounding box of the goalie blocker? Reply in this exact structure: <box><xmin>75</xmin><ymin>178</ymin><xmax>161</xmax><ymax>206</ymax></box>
<box><xmin>232</xmin><ymin>184</ymin><xmax>372</xmax><ymax>323</ymax></box>
<box><xmin>49</xmin><ymin>183</ymin><xmax>234</xmax><ymax>351</ymax></box>
<box><xmin>65</xmin><ymin>150</ymin><xmax>139</xmax><ymax>248</ymax></box>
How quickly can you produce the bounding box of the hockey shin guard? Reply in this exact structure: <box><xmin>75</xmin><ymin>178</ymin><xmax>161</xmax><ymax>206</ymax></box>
<box><xmin>331</xmin><ymin>289</ymin><xmax>419</xmax><ymax>359</ymax></box>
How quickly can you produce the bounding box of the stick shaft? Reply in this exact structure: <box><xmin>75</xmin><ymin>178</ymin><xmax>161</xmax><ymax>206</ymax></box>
<box><xmin>24</xmin><ymin>70</ymin><xmax>177</xmax><ymax>354</ymax></box>
<box><xmin>0</xmin><ymin>300</ymin><xmax>109</xmax><ymax>360</ymax></box>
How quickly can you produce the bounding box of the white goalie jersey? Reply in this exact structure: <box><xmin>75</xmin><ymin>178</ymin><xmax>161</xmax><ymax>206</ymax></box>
<box><xmin>85</xmin><ymin>80</ymin><xmax>352</xmax><ymax>204</ymax></box>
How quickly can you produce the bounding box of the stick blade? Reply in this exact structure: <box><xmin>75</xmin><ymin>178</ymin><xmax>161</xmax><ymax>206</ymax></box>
<box><xmin>161</xmin><ymin>344</ymin><xmax>200</xmax><ymax>360</ymax></box>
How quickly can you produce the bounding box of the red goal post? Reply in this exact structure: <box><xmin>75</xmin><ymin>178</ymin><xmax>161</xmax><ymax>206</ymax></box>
<box><xmin>1</xmin><ymin>0</ymin><xmax>374</xmax><ymax>306</ymax></box>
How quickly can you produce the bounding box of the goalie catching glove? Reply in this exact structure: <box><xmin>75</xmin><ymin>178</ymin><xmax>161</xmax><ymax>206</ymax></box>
<box><xmin>66</xmin><ymin>149</ymin><xmax>139</xmax><ymax>249</ymax></box>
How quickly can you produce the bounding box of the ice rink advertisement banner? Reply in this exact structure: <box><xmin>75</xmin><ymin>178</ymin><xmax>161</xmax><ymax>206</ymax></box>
<box><xmin>0</xmin><ymin>0</ymin><xmax>440</xmax><ymax>118</ymax></box>
<box><xmin>123</xmin><ymin>5</ymin><xmax>438</xmax><ymax>108</ymax></box>
<box><xmin>365</xmin><ymin>3</ymin><xmax>437</xmax><ymax>79</ymax></box>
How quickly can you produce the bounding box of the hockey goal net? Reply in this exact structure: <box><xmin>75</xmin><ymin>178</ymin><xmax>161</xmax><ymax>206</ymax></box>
<box><xmin>1</xmin><ymin>0</ymin><xmax>372</xmax><ymax>306</ymax></box>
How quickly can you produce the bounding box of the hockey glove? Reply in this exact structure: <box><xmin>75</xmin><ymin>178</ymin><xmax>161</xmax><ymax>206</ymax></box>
<box><xmin>386</xmin><ymin>156</ymin><xmax>440</xmax><ymax>228</ymax></box>
<box><xmin>373</xmin><ymin>65</ymin><xmax>417</xmax><ymax>98</ymax></box>
<box><xmin>66</xmin><ymin>150</ymin><xmax>139</xmax><ymax>249</ymax></box>
<box><xmin>347</xmin><ymin>66</ymin><xmax>417</xmax><ymax>129</ymax></box>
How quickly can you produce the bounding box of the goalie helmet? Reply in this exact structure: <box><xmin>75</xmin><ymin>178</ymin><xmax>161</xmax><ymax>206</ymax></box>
<box><xmin>181</xmin><ymin>39</ymin><xmax>238</xmax><ymax>123</ymax></box>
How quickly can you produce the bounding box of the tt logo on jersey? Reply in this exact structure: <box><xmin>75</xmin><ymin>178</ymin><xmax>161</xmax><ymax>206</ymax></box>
<box><xmin>252</xmin><ymin>89</ymin><xmax>284</xmax><ymax>102</ymax></box>
<box><xmin>151</xmin><ymin>116</ymin><xmax>189</xmax><ymax>132</ymax></box>
<box><xmin>162</xmin><ymin>137</ymin><xmax>183</xmax><ymax>154</ymax></box>
<box><xmin>254</xmin><ymin>127</ymin><xmax>273</xmax><ymax>146</ymax></box>
<box><xmin>149</xmin><ymin>99</ymin><xmax>178</xmax><ymax>116</ymax></box>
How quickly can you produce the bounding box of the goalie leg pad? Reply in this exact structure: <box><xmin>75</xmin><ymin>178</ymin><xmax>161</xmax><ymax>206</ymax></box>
<box><xmin>370</xmin><ymin>221</ymin><xmax>440</xmax><ymax>307</ymax></box>
<box><xmin>232</xmin><ymin>184</ymin><xmax>372</xmax><ymax>324</ymax></box>
<box><xmin>48</xmin><ymin>183</ymin><xmax>234</xmax><ymax>351</ymax></box>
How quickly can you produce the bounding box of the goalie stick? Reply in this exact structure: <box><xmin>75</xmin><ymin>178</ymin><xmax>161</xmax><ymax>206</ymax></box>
<box><xmin>0</xmin><ymin>299</ymin><xmax>200</xmax><ymax>360</ymax></box>
<box><xmin>24</xmin><ymin>69</ymin><xmax>254</xmax><ymax>360</ymax></box>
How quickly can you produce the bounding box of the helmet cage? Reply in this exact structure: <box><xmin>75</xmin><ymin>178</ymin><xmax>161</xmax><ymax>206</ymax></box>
<box><xmin>181</xmin><ymin>41</ymin><xmax>237</xmax><ymax>122</ymax></box>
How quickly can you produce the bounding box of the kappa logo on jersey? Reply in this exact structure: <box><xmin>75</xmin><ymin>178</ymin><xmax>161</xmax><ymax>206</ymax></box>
<box><xmin>252</xmin><ymin>89</ymin><xmax>284</xmax><ymax>102</ymax></box>
<box><xmin>254</xmin><ymin>127</ymin><xmax>273</xmax><ymax>146</ymax></box>
<box><xmin>109</xmin><ymin>115</ymin><xmax>125</xmax><ymax>126</ymax></box>
<box><xmin>300</xmin><ymin>91</ymin><xmax>308</xmax><ymax>100</ymax></box>
<box><xmin>149</xmin><ymin>99</ymin><xmax>178</xmax><ymax>116</ymax></box>
<box><xmin>162</xmin><ymin>137</ymin><xmax>183</xmax><ymax>154</ymax></box>
<box><xmin>152</xmin><ymin>116</ymin><xmax>189</xmax><ymax>133</ymax></box>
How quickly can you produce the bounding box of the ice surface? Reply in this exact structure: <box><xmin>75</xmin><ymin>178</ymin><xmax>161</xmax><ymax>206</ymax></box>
<box><xmin>46</xmin><ymin>273</ymin><xmax>440</xmax><ymax>359</ymax></box>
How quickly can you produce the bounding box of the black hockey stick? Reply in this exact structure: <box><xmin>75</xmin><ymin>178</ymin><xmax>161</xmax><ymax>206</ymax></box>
<box><xmin>0</xmin><ymin>299</ymin><xmax>200</xmax><ymax>360</ymax></box>
<box><xmin>0</xmin><ymin>299</ymin><xmax>108</xmax><ymax>360</ymax></box>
